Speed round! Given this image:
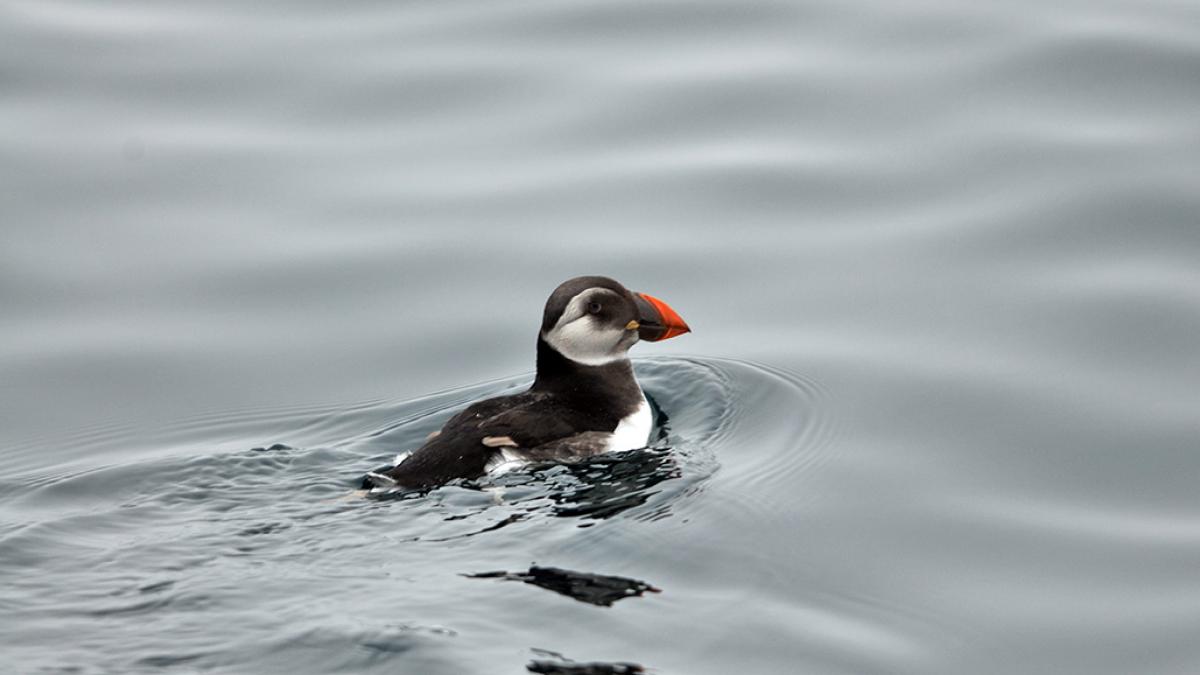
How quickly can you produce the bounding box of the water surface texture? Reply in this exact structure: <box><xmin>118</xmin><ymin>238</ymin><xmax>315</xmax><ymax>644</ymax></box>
<box><xmin>3</xmin><ymin>1</ymin><xmax>1199</xmax><ymax>673</ymax></box>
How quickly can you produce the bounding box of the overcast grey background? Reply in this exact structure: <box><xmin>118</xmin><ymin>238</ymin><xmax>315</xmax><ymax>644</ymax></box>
<box><xmin>3</xmin><ymin>0</ymin><xmax>1199</xmax><ymax>673</ymax></box>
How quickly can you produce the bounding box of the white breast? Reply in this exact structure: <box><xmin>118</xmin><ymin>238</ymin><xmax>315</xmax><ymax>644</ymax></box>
<box><xmin>605</xmin><ymin>394</ymin><xmax>652</xmax><ymax>453</ymax></box>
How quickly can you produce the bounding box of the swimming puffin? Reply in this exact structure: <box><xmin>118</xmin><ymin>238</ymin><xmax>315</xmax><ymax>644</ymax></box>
<box><xmin>366</xmin><ymin>275</ymin><xmax>690</xmax><ymax>490</ymax></box>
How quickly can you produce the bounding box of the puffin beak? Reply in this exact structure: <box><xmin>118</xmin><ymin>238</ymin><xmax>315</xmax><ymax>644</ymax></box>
<box><xmin>633</xmin><ymin>292</ymin><xmax>691</xmax><ymax>341</ymax></box>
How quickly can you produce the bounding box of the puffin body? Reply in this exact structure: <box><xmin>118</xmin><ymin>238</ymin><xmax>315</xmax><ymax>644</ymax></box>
<box><xmin>368</xmin><ymin>276</ymin><xmax>690</xmax><ymax>490</ymax></box>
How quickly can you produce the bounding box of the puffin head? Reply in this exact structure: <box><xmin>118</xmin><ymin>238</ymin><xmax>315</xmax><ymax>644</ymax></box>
<box><xmin>540</xmin><ymin>275</ymin><xmax>691</xmax><ymax>366</ymax></box>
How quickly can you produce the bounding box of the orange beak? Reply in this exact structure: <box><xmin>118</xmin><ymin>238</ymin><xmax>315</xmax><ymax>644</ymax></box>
<box><xmin>633</xmin><ymin>292</ymin><xmax>691</xmax><ymax>341</ymax></box>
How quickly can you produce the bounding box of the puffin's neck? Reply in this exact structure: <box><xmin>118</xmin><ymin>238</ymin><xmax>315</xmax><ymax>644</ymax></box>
<box><xmin>532</xmin><ymin>336</ymin><xmax>642</xmax><ymax>402</ymax></box>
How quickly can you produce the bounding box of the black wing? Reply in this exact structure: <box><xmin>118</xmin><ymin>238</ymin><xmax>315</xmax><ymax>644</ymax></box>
<box><xmin>377</xmin><ymin>391</ymin><xmax>597</xmax><ymax>488</ymax></box>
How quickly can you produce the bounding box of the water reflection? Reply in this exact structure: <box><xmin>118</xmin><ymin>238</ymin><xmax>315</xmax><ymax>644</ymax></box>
<box><xmin>465</xmin><ymin>565</ymin><xmax>660</xmax><ymax>606</ymax></box>
<box><xmin>526</xmin><ymin>650</ymin><xmax>645</xmax><ymax>675</ymax></box>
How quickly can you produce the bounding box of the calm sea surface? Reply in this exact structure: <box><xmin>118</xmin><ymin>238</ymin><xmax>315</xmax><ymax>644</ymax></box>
<box><xmin>2</xmin><ymin>1</ymin><xmax>1199</xmax><ymax>673</ymax></box>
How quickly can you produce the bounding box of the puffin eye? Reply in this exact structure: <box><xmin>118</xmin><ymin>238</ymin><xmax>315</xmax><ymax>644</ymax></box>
<box><xmin>586</xmin><ymin>301</ymin><xmax>602</xmax><ymax>314</ymax></box>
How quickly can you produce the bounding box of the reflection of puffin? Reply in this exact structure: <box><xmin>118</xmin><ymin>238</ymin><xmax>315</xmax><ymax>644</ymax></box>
<box><xmin>366</xmin><ymin>276</ymin><xmax>690</xmax><ymax>490</ymax></box>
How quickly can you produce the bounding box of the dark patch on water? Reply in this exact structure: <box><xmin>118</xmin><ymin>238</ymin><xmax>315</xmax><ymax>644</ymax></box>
<box><xmin>466</xmin><ymin>566</ymin><xmax>660</xmax><ymax>606</ymax></box>
<box><xmin>526</xmin><ymin>660</ymin><xmax>644</xmax><ymax>674</ymax></box>
<box><xmin>135</xmin><ymin>653</ymin><xmax>208</xmax><ymax>668</ymax></box>
<box><xmin>527</xmin><ymin>649</ymin><xmax>645</xmax><ymax>674</ymax></box>
<box><xmin>251</xmin><ymin>443</ymin><xmax>295</xmax><ymax>452</ymax></box>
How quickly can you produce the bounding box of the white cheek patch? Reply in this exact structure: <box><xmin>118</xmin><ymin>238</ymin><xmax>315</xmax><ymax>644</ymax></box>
<box><xmin>543</xmin><ymin>289</ymin><xmax>633</xmax><ymax>366</ymax></box>
<box><xmin>546</xmin><ymin>318</ymin><xmax>629</xmax><ymax>366</ymax></box>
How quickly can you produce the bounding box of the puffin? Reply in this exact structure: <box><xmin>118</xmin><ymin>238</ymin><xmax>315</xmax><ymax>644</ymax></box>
<box><xmin>365</xmin><ymin>275</ymin><xmax>690</xmax><ymax>490</ymax></box>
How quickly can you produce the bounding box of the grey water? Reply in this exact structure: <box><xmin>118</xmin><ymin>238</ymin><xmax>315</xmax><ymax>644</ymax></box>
<box><xmin>2</xmin><ymin>0</ymin><xmax>1199</xmax><ymax>673</ymax></box>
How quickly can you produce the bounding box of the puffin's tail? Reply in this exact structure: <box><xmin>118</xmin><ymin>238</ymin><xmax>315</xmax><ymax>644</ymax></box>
<box><xmin>359</xmin><ymin>451</ymin><xmax>412</xmax><ymax>490</ymax></box>
<box><xmin>361</xmin><ymin>471</ymin><xmax>397</xmax><ymax>490</ymax></box>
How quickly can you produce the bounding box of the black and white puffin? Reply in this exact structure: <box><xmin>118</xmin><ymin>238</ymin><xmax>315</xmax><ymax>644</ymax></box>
<box><xmin>365</xmin><ymin>275</ymin><xmax>690</xmax><ymax>490</ymax></box>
